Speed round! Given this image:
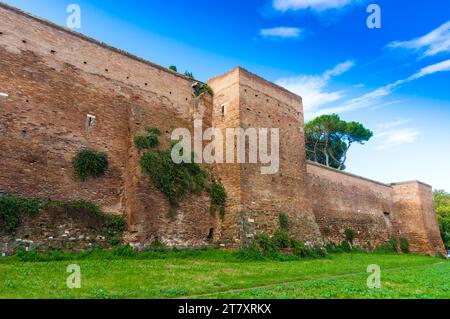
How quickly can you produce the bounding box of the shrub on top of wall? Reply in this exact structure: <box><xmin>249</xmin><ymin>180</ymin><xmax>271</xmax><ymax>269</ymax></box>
<box><xmin>193</xmin><ymin>82</ymin><xmax>214</xmax><ymax>97</ymax></box>
<box><xmin>0</xmin><ymin>195</ymin><xmax>41</xmax><ymax>232</ymax></box>
<box><xmin>73</xmin><ymin>150</ymin><xmax>108</xmax><ymax>181</ymax></box>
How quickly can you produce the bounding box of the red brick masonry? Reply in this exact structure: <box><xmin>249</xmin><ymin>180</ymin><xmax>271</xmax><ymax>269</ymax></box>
<box><xmin>0</xmin><ymin>3</ymin><xmax>445</xmax><ymax>256</ymax></box>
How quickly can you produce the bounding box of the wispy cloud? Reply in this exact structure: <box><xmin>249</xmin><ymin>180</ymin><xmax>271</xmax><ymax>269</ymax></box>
<box><xmin>408</xmin><ymin>58</ymin><xmax>450</xmax><ymax>80</ymax></box>
<box><xmin>370</xmin><ymin>99</ymin><xmax>407</xmax><ymax>111</ymax></box>
<box><xmin>260</xmin><ymin>27</ymin><xmax>302</xmax><ymax>38</ymax></box>
<box><xmin>303</xmin><ymin>80</ymin><xmax>398</xmax><ymax>119</ymax></box>
<box><xmin>273</xmin><ymin>0</ymin><xmax>356</xmax><ymax>12</ymax></box>
<box><xmin>275</xmin><ymin>60</ymin><xmax>354</xmax><ymax>113</ymax></box>
<box><xmin>374</xmin><ymin>120</ymin><xmax>420</xmax><ymax>150</ymax></box>
<box><xmin>388</xmin><ymin>21</ymin><xmax>450</xmax><ymax>58</ymax></box>
<box><xmin>377</xmin><ymin>119</ymin><xmax>412</xmax><ymax>130</ymax></box>
<box><xmin>298</xmin><ymin>59</ymin><xmax>450</xmax><ymax>119</ymax></box>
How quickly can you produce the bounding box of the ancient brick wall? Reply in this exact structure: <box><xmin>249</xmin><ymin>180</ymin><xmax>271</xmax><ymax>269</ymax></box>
<box><xmin>392</xmin><ymin>182</ymin><xmax>446</xmax><ymax>256</ymax></box>
<box><xmin>209</xmin><ymin>68</ymin><xmax>322</xmax><ymax>245</ymax></box>
<box><xmin>307</xmin><ymin>162</ymin><xmax>394</xmax><ymax>249</ymax></box>
<box><xmin>0</xmin><ymin>3</ymin><xmax>445</xmax><ymax>255</ymax></box>
<box><xmin>208</xmin><ymin>68</ymin><xmax>243</xmax><ymax>244</ymax></box>
<box><xmin>0</xmin><ymin>3</ymin><xmax>217</xmax><ymax>249</ymax></box>
<box><xmin>307</xmin><ymin>162</ymin><xmax>446</xmax><ymax>255</ymax></box>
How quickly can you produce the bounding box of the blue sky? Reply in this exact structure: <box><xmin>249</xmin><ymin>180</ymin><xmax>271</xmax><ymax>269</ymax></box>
<box><xmin>4</xmin><ymin>0</ymin><xmax>450</xmax><ymax>190</ymax></box>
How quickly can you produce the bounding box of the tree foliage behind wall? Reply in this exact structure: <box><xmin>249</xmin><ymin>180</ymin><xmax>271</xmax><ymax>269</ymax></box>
<box><xmin>305</xmin><ymin>114</ymin><xmax>373</xmax><ymax>170</ymax></box>
<box><xmin>434</xmin><ymin>189</ymin><xmax>450</xmax><ymax>250</ymax></box>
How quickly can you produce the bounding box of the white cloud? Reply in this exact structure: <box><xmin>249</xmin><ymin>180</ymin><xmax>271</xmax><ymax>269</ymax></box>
<box><xmin>273</xmin><ymin>0</ymin><xmax>355</xmax><ymax>12</ymax></box>
<box><xmin>299</xmin><ymin>59</ymin><xmax>450</xmax><ymax>119</ymax></box>
<box><xmin>375</xmin><ymin>128</ymin><xmax>421</xmax><ymax>150</ymax></box>
<box><xmin>377</xmin><ymin>119</ymin><xmax>412</xmax><ymax>130</ymax></box>
<box><xmin>305</xmin><ymin>81</ymin><xmax>398</xmax><ymax>119</ymax></box>
<box><xmin>374</xmin><ymin>119</ymin><xmax>420</xmax><ymax>150</ymax></box>
<box><xmin>276</xmin><ymin>60</ymin><xmax>354</xmax><ymax>113</ymax></box>
<box><xmin>370</xmin><ymin>99</ymin><xmax>407</xmax><ymax>111</ymax></box>
<box><xmin>408</xmin><ymin>59</ymin><xmax>450</xmax><ymax>80</ymax></box>
<box><xmin>260</xmin><ymin>27</ymin><xmax>302</xmax><ymax>38</ymax></box>
<box><xmin>388</xmin><ymin>21</ymin><xmax>450</xmax><ymax>58</ymax></box>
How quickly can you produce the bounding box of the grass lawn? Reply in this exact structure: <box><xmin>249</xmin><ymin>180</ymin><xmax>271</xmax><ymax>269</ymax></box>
<box><xmin>0</xmin><ymin>250</ymin><xmax>448</xmax><ymax>299</ymax></box>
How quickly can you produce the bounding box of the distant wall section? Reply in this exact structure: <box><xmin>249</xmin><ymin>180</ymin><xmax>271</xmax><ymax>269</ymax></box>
<box><xmin>307</xmin><ymin>162</ymin><xmax>393</xmax><ymax>249</ymax></box>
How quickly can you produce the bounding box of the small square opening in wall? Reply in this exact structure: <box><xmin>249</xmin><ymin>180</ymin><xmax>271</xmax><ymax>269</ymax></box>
<box><xmin>220</xmin><ymin>103</ymin><xmax>228</xmax><ymax>118</ymax></box>
<box><xmin>86</xmin><ymin>114</ymin><xmax>96</xmax><ymax>129</ymax></box>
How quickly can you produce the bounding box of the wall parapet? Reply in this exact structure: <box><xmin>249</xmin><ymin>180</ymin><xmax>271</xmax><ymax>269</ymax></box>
<box><xmin>306</xmin><ymin>161</ymin><xmax>392</xmax><ymax>188</ymax></box>
<box><xmin>391</xmin><ymin>180</ymin><xmax>433</xmax><ymax>189</ymax></box>
<box><xmin>0</xmin><ymin>2</ymin><xmax>199</xmax><ymax>84</ymax></box>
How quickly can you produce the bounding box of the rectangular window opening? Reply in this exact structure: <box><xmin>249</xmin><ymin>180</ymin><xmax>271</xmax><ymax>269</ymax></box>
<box><xmin>87</xmin><ymin>114</ymin><xmax>96</xmax><ymax>129</ymax></box>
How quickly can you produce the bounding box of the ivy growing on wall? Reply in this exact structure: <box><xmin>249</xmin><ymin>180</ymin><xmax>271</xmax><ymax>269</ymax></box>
<box><xmin>72</xmin><ymin>150</ymin><xmax>108</xmax><ymax>181</ymax></box>
<box><xmin>137</xmin><ymin>131</ymin><xmax>226</xmax><ymax>218</ymax></box>
<box><xmin>0</xmin><ymin>195</ymin><xmax>127</xmax><ymax>238</ymax></box>
<box><xmin>140</xmin><ymin>149</ymin><xmax>208</xmax><ymax>206</ymax></box>
<box><xmin>134</xmin><ymin>128</ymin><xmax>161</xmax><ymax>151</ymax></box>
<box><xmin>209</xmin><ymin>181</ymin><xmax>227</xmax><ymax>218</ymax></box>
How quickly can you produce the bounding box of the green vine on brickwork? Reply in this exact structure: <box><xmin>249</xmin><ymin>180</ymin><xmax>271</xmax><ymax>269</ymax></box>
<box><xmin>209</xmin><ymin>181</ymin><xmax>227</xmax><ymax>218</ymax></box>
<box><xmin>138</xmin><ymin>133</ymin><xmax>226</xmax><ymax>218</ymax></box>
<box><xmin>134</xmin><ymin>128</ymin><xmax>161</xmax><ymax>151</ymax></box>
<box><xmin>244</xmin><ymin>214</ymin><xmax>327</xmax><ymax>259</ymax></box>
<box><xmin>73</xmin><ymin>150</ymin><xmax>108</xmax><ymax>181</ymax></box>
<box><xmin>0</xmin><ymin>195</ymin><xmax>126</xmax><ymax>239</ymax></box>
<box><xmin>140</xmin><ymin>149</ymin><xmax>208</xmax><ymax>206</ymax></box>
<box><xmin>0</xmin><ymin>195</ymin><xmax>41</xmax><ymax>232</ymax></box>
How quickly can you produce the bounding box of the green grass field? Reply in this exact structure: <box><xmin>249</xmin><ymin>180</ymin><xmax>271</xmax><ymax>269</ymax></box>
<box><xmin>0</xmin><ymin>250</ymin><xmax>448</xmax><ymax>299</ymax></box>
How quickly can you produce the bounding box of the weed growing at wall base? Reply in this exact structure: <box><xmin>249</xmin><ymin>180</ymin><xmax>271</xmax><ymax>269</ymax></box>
<box><xmin>209</xmin><ymin>181</ymin><xmax>227</xmax><ymax>218</ymax></box>
<box><xmin>0</xmin><ymin>195</ymin><xmax>41</xmax><ymax>231</ymax></box>
<box><xmin>0</xmin><ymin>195</ymin><xmax>126</xmax><ymax>240</ymax></box>
<box><xmin>138</xmin><ymin>132</ymin><xmax>227</xmax><ymax>217</ymax></box>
